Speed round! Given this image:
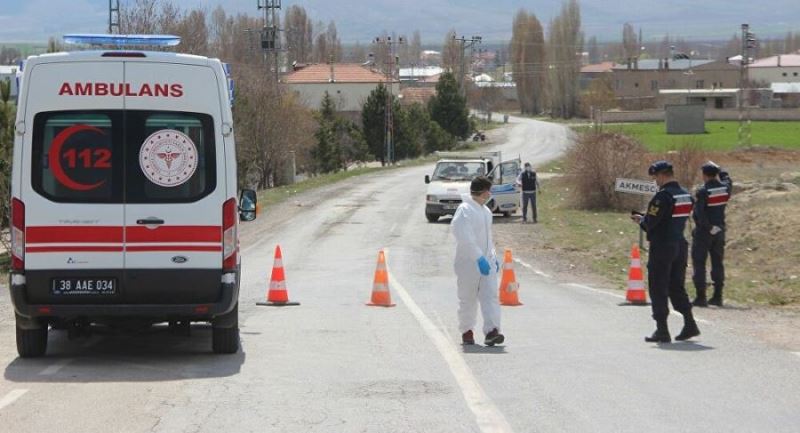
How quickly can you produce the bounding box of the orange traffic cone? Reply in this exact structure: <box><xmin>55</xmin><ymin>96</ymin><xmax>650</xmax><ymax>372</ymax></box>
<box><xmin>257</xmin><ymin>245</ymin><xmax>300</xmax><ymax>306</ymax></box>
<box><xmin>367</xmin><ymin>250</ymin><xmax>395</xmax><ymax>307</ymax></box>
<box><xmin>626</xmin><ymin>244</ymin><xmax>648</xmax><ymax>305</ymax></box>
<box><xmin>499</xmin><ymin>249</ymin><xmax>522</xmax><ymax>306</ymax></box>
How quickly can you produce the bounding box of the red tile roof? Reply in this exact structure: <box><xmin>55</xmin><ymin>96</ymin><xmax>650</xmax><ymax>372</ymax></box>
<box><xmin>284</xmin><ymin>63</ymin><xmax>397</xmax><ymax>84</ymax></box>
<box><xmin>400</xmin><ymin>87</ymin><xmax>436</xmax><ymax>105</ymax></box>
<box><xmin>580</xmin><ymin>61</ymin><xmax>616</xmax><ymax>73</ymax></box>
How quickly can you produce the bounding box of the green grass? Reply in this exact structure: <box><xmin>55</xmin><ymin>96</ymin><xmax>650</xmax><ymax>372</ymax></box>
<box><xmin>592</xmin><ymin>121</ymin><xmax>800</xmax><ymax>151</ymax></box>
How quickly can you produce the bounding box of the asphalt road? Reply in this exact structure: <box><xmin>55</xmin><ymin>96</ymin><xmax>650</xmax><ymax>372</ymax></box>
<box><xmin>1</xmin><ymin>116</ymin><xmax>799</xmax><ymax>432</ymax></box>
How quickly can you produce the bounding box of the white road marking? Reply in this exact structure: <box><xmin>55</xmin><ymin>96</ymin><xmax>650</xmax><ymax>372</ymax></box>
<box><xmin>513</xmin><ymin>258</ymin><xmax>551</xmax><ymax>278</ymax></box>
<box><xmin>39</xmin><ymin>359</ymin><xmax>73</xmax><ymax>376</ymax></box>
<box><xmin>670</xmin><ymin>310</ymin><xmax>711</xmax><ymax>325</ymax></box>
<box><xmin>0</xmin><ymin>389</ymin><xmax>28</xmax><ymax>411</ymax></box>
<box><xmin>386</xmin><ymin>255</ymin><xmax>515</xmax><ymax>433</ymax></box>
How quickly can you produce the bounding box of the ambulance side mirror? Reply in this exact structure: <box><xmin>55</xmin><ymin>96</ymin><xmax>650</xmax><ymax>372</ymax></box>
<box><xmin>424</xmin><ymin>175</ymin><xmax>430</xmax><ymax>184</ymax></box>
<box><xmin>239</xmin><ymin>189</ymin><xmax>258</xmax><ymax>222</ymax></box>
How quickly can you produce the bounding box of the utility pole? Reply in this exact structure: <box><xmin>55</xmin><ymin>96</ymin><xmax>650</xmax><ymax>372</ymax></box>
<box><xmin>257</xmin><ymin>0</ymin><xmax>283</xmax><ymax>83</ymax></box>
<box><xmin>453</xmin><ymin>35</ymin><xmax>481</xmax><ymax>97</ymax></box>
<box><xmin>108</xmin><ymin>0</ymin><xmax>120</xmax><ymax>34</ymax></box>
<box><xmin>374</xmin><ymin>36</ymin><xmax>404</xmax><ymax>165</ymax></box>
<box><xmin>738</xmin><ymin>24</ymin><xmax>757</xmax><ymax>147</ymax></box>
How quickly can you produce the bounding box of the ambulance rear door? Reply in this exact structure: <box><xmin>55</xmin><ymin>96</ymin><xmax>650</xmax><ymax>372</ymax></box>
<box><xmin>21</xmin><ymin>61</ymin><xmax>125</xmax><ymax>301</ymax></box>
<box><xmin>121</xmin><ymin>61</ymin><xmax>226</xmax><ymax>303</ymax></box>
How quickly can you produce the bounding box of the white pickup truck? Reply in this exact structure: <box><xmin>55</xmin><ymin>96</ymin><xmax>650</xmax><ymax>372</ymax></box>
<box><xmin>424</xmin><ymin>151</ymin><xmax>521</xmax><ymax>223</ymax></box>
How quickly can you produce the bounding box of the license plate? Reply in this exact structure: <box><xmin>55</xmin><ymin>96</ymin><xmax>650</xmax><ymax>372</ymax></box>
<box><xmin>51</xmin><ymin>278</ymin><xmax>117</xmax><ymax>296</ymax></box>
<box><xmin>444</xmin><ymin>204</ymin><xmax>458</xmax><ymax>210</ymax></box>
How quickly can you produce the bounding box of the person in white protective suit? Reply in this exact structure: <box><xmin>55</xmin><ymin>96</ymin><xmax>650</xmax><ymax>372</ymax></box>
<box><xmin>451</xmin><ymin>176</ymin><xmax>505</xmax><ymax>346</ymax></box>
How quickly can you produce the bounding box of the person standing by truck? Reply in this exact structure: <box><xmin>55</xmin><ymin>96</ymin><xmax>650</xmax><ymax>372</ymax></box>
<box><xmin>515</xmin><ymin>162</ymin><xmax>540</xmax><ymax>223</ymax></box>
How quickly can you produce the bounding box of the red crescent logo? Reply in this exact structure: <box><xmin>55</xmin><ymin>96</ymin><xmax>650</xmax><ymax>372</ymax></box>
<box><xmin>48</xmin><ymin>124</ymin><xmax>108</xmax><ymax>191</ymax></box>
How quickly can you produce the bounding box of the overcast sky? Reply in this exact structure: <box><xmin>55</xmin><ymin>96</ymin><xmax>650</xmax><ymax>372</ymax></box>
<box><xmin>1</xmin><ymin>0</ymin><xmax>799</xmax><ymax>44</ymax></box>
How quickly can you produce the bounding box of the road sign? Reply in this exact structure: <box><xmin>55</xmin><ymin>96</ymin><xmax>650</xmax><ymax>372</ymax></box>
<box><xmin>615</xmin><ymin>178</ymin><xmax>657</xmax><ymax>196</ymax></box>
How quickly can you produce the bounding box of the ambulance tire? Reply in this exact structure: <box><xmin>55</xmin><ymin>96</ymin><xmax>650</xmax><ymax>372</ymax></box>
<box><xmin>426</xmin><ymin>213</ymin><xmax>439</xmax><ymax>223</ymax></box>
<box><xmin>16</xmin><ymin>320</ymin><xmax>48</xmax><ymax>358</ymax></box>
<box><xmin>502</xmin><ymin>212</ymin><xmax>511</xmax><ymax>218</ymax></box>
<box><xmin>212</xmin><ymin>304</ymin><xmax>239</xmax><ymax>354</ymax></box>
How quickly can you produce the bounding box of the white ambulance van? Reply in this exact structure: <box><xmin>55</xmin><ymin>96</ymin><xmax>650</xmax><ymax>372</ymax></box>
<box><xmin>9</xmin><ymin>35</ymin><xmax>256</xmax><ymax>357</ymax></box>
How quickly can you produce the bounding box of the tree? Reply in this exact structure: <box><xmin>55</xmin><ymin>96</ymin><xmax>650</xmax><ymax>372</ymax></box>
<box><xmin>579</xmin><ymin>74</ymin><xmax>616</xmax><ymax>118</ymax></box>
<box><xmin>587</xmin><ymin>36</ymin><xmax>600</xmax><ymax>64</ymax></box>
<box><xmin>622</xmin><ymin>22</ymin><xmax>638</xmax><ymax>60</ymax></box>
<box><xmin>312</xmin><ymin>92</ymin><xmax>341</xmax><ymax>173</ymax></box>
<box><xmin>442</xmin><ymin>29</ymin><xmax>460</xmax><ymax>72</ymax></box>
<box><xmin>547</xmin><ymin>0</ymin><xmax>583</xmax><ymax>119</ymax></box>
<box><xmin>285</xmin><ymin>5</ymin><xmax>313</xmax><ymax>65</ymax></box>
<box><xmin>0</xmin><ymin>79</ymin><xmax>15</xmax><ymax>243</ymax></box>
<box><xmin>429</xmin><ymin>71</ymin><xmax>470</xmax><ymax>139</ymax></box>
<box><xmin>361</xmin><ymin>83</ymin><xmax>392</xmax><ymax>165</ymax></box>
<box><xmin>395</xmin><ymin>103</ymin><xmax>426</xmax><ymax>159</ymax></box>
<box><xmin>511</xmin><ymin>9</ymin><xmax>546</xmax><ymax>115</ymax></box>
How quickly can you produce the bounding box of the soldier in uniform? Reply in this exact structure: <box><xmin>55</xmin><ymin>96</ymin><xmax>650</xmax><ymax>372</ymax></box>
<box><xmin>630</xmin><ymin>161</ymin><xmax>700</xmax><ymax>343</ymax></box>
<box><xmin>691</xmin><ymin>161</ymin><xmax>733</xmax><ymax>307</ymax></box>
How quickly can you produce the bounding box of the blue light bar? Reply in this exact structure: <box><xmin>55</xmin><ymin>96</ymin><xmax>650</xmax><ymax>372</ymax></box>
<box><xmin>63</xmin><ymin>34</ymin><xmax>181</xmax><ymax>47</ymax></box>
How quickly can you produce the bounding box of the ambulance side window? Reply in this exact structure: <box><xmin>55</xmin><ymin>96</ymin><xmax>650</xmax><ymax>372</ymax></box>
<box><xmin>31</xmin><ymin>111</ymin><xmax>124</xmax><ymax>203</ymax></box>
<box><xmin>125</xmin><ymin>111</ymin><xmax>216</xmax><ymax>203</ymax></box>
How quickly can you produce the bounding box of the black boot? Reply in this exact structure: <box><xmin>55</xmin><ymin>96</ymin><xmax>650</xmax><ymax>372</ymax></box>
<box><xmin>692</xmin><ymin>284</ymin><xmax>708</xmax><ymax>307</ymax></box>
<box><xmin>708</xmin><ymin>286</ymin><xmax>723</xmax><ymax>307</ymax></box>
<box><xmin>645</xmin><ymin>319</ymin><xmax>671</xmax><ymax>343</ymax></box>
<box><xmin>675</xmin><ymin>313</ymin><xmax>701</xmax><ymax>341</ymax></box>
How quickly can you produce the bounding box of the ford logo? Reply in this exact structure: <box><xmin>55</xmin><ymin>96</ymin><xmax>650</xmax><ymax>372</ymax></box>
<box><xmin>171</xmin><ymin>256</ymin><xmax>188</xmax><ymax>264</ymax></box>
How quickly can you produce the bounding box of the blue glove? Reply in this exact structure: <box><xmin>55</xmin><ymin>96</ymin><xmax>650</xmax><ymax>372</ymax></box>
<box><xmin>477</xmin><ymin>256</ymin><xmax>491</xmax><ymax>276</ymax></box>
<box><xmin>495</xmin><ymin>259</ymin><xmax>500</xmax><ymax>273</ymax></box>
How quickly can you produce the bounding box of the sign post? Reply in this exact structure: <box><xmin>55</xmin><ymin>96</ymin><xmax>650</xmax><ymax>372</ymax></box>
<box><xmin>615</xmin><ymin>178</ymin><xmax>658</xmax><ymax>250</ymax></box>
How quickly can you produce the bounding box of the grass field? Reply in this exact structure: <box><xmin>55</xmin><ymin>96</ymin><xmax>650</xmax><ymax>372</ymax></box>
<box><xmin>583</xmin><ymin>121</ymin><xmax>800</xmax><ymax>151</ymax></box>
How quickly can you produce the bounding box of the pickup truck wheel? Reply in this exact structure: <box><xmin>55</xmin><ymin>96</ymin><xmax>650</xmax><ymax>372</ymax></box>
<box><xmin>212</xmin><ymin>304</ymin><xmax>239</xmax><ymax>354</ymax></box>
<box><xmin>16</xmin><ymin>317</ymin><xmax>48</xmax><ymax>358</ymax></box>
<box><xmin>426</xmin><ymin>213</ymin><xmax>439</xmax><ymax>223</ymax></box>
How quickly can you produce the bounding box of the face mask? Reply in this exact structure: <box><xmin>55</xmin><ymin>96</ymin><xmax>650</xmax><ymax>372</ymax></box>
<box><xmin>525</xmin><ymin>167</ymin><xmax>532</xmax><ymax>172</ymax></box>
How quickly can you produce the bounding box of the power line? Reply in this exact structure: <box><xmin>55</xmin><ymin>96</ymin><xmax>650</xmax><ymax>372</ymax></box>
<box><xmin>374</xmin><ymin>35</ymin><xmax>404</xmax><ymax>165</ymax></box>
<box><xmin>108</xmin><ymin>0</ymin><xmax>120</xmax><ymax>34</ymax></box>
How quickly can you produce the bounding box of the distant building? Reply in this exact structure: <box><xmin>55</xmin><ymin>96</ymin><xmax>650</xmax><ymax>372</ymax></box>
<box><xmin>284</xmin><ymin>63</ymin><xmax>399</xmax><ymax>115</ymax></box>
<box><xmin>748</xmin><ymin>54</ymin><xmax>800</xmax><ymax>85</ymax></box>
<box><xmin>399</xmin><ymin>87</ymin><xmax>436</xmax><ymax>106</ymax></box>
<box><xmin>611</xmin><ymin>58</ymin><xmax>739</xmax><ymax>109</ymax></box>
<box><xmin>398</xmin><ymin>66</ymin><xmax>444</xmax><ymax>87</ymax></box>
<box><xmin>770</xmin><ymin>82</ymin><xmax>800</xmax><ymax>108</ymax></box>
<box><xmin>0</xmin><ymin>65</ymin><xmax>20</xmax><ymax>100</ymax></box>
<box><xmin>580</xmin><ymin>61</ymin><xmax>615</xmax><ymax>90</ymax></box>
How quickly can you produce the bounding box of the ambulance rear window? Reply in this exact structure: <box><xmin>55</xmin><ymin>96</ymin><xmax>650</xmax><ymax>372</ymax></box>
<box><xmin>32</xmin><ymin>110</ymin><xmax>216</xmax><ymax>204</ymax></box>
<box><xmin>32</xmin><ymin>111</ymin><xmax>123</xmax><ymax>203</ymax></box>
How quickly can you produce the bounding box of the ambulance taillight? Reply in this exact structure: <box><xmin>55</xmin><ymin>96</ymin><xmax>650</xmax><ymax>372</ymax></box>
<box><xmin>222</xmin><ymin>198</ymin><xmax>238</xmax><ymax>270</ymax></box>
<box><xmin>11</xmin><ymin>198</ymin><xmax>25</xmax><ymax>271</ymax></box>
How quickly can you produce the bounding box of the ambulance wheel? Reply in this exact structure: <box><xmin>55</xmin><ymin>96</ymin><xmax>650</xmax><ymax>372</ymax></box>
<box><xmin>212</xmin><ymin>304</ymin><xmax>239</xmax><ymax>354</ymax></box>
<box><xmin>502</xmin><ymin>211</ymin><xmax>511</xmax><ymax>217</ymax></box>
<box><xmin>16</xmin><ymin>318</ymin><xmax>48</xmax><ymax>358</ymax></box>
<box><xmin>426</xmin><ymin>213</ymin><xmax>439</xmax><ymax>223</ymax></box>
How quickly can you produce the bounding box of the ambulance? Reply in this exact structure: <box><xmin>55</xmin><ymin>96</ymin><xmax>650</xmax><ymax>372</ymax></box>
<box><xmin>9</xmin><ymin>35</ymin><xmax>256</xmax><ymax>357</ymax></box>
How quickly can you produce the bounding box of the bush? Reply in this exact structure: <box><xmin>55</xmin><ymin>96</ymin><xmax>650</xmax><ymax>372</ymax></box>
<box><xmin>565</xmin><ymin>132</ymin><xmax>648</xmax><ymax>210</ymax></box>
<box><xmin>660</xmin><ymin>140</ymin><xmax>707</xmax><ymax>191</ymax></box>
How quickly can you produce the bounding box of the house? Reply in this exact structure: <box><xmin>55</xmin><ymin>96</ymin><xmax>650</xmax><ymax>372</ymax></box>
<box><xmin>770</xmin><ymin>82</ymin><xmax>800</xmax><ymax>108</ymax></box>
<box><xmin>580</xmin><ymin>61</ymin><xmax>615</xmax><ymax>90</ymax></box>
<box><xmin>748</xmin><ymin>54</ymin><xmax>800</xmax><ymax>85</ymax></box>
<box><xmin>398</xmin><ymin>66</ymin><xmax>444</xmax><ymax>87</ymax></box>
<box><xmin>0</xmin><ymin>65</ymin><xmax>20</xmax><ymax>100</ymax></box>
<box><xmin>399</xmin><ymin>87</ymin><xmax>436</xmax><ymax>106</ymax></box>
<box><xmin>284</xmin><ymin>63</ymin><xmax>400</xmax><ymax>115</ymax></box>
<box><xmin>611</xmin><ymin>58</ymin><xmax>740</xmax><ymax>109</ymax></box>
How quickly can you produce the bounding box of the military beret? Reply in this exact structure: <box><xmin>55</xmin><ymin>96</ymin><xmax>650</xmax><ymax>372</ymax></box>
<box><xmin>648</xmin><ymin>160</ymin><xmax>673</xmax><ymax>175</ymax></box>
